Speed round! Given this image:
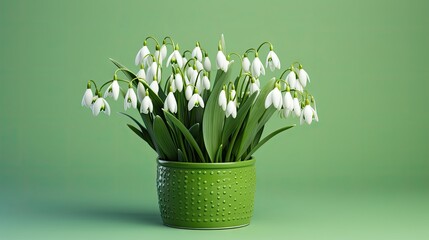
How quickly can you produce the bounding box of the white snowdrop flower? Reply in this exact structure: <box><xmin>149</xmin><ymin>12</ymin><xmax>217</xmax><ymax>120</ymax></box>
<box><xmin>185</xmin><ymin>85</ymin><xmax>194</xmax><ymax>100</ymax></box>
<box><xmin>300</xmin><ymin>103</ymin><xmax>318</xmax><ymax>125</ymax></box>
<box><xmin>188</xmin><ymin>92</ymin><xmax>204</xmax><ymax>111</ymax></box>
<box><xmin>190</xmin><ymin>68</ymin><xmax>199</xmax><ymax>85</ymax></box>
<box><xmin>225</xmin><ymin>100</ymin><xmax>237</xmax><ymax>118</ymax></box>
<box><xmin>146</xmin><ymin>61</ymin><xmax>161</xmax><ymax>84</ymax></box>
<box><xmin>283</xmin><ymin>91</ymin><xmax>294</xmax><ymax>111</ymax></box>
<box><xmin>124</xmin><ymin>87</ymin><xmax>137</xmax><ymax>110</ymax></box>
<box><xmin>92</xmin><ymin>97</ymin><xmax>110</xmax><ymax>116</ymax></box>
<box><xmin>140</xmin><ymin>94</ymin><xmax>153</xmax><ymax>114</ymax></box>
<box><xmin>218</xmin><ymin>89</ymin><xmax>227</xmax><ymax>111</ymax></box>
<box><xmin>173</xmin><ymin>72</ymin><xmax>184</xmax><ymax>92</ymax></box>
<box><xmin>266</xmin><ymin>49</ymin><xmax>281</xmax><ymax>71</ymax></box>
<box><xmin>229</xmin><ymin>89</ymin><xmax>237</xmax><ymax>101</ymax></box>
<box><xmin>285</xmin><ymin>71</ymin><xmax>297</xmax><ymax>89</ymax></box>
<box><xmin>136</xmin><ymin>68</ymin><xmax>146</xmax><ymax>80</ymax></box>
<box><xmin>149</xmin><ymin>80</ymin><xmax>159</xmax><ymax>95</ymax></box>
<box><xmin>196</xmin><ymin>60</ymin><xmax>204</xmax><ymax>72</ymax></box>
<box><xmin>182</xmin><ymin>56</ymin><xmax>187</xmax><ymax>67</ymax></box>
<box><xmin>160</xmin><ymin>43</ymin><xmax>167</xmax><ymax>62</ymax></box>
<box><xmin>167</xmin><ymin>45</ymin><xmax>183</xmax><ymax>67</ymax></box>
<box><xmin>184</xmin><ymin>74</ymin><xmax>190</xmax><ymax>85</ymax></box>
<box><xmin>164</xmin><ymin>92</ymin><xmax>177</xmax><ymax>113</ymax></box>
<box><xmin>298</xmin><ymin>66</ymin><xmax>310</xmax><ymax>87</ymax></box>
<box><xmin>264</xmin><ymin>84</ymin><xmax>282</xmax><ymax>110</ymax></box>
<box><xmin>135</xmin><ymin>43</ymin><xmax>150</xmax><ymax>66</ymax></box>
<box><xmin>186</xmin><ymin>66</ymin><xmax>194</xmax><ymax>81</ymax></box>
<box><xmin>293</xmin><ymin>97</ymin><xmax>301</xmax><ymax>117</ymax></box>
<box><xmin>282</xmin><ymin>108</ymin><xmax>292</xmax><ymax>118</ymax></box>
<box><xmin>202</xmin><ymin>74</ymin><xmax>210</xmax><ymax>90</ymax></box>
<box><xmin>295</xmin><ymin>80</ymin><xmax>304</xmax><ymax>92</ymax></box>
<box><xmin>203</xmin><ymin>55</ymin><xmax>211</xmax><ymax>72</ymax></box>
<box><xmin>192</xmin><ymin>42</ymin><xmax>203</xmax><ymax>62</ymax></box>
<box><xmin>242</xmin><ymin>55</ymin><xmax>251</xmax><ymax>73</ymax></box>
<box><xmin>216</xmin><ymin>48</ymin><xmax>233</xmax><ymax>73</ymax></box>
<box><xmin>249</xmin><ymin>81</ymin><xmax>260</xmax><ymax>95</ymax></box>
<box><xmin>137</xmin><ymin>82</ymin><xmax>146</xmax><ymax>102</ymax></box>
<box><xmin>81</xmin><ymin>88</ymin><xmax>93</xmax><ymax>107</ymax></box>
<box><xmin>103</xmin><ymin>80</ymin><xmax>120</xmax><ymax>100</ymax></box>
<box><xmin>251</xmin><ymin>54</ymin><xmax>265</xmax><ymax>77</ymax></box>
<box><xmin>154</xmin><ymin>50</ymin><xmax>163</xmax><ymax>65</ymax></box>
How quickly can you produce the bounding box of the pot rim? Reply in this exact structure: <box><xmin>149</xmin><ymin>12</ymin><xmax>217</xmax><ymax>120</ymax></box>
<box><xmin>157</xmin><ymin>157</ymin><xmax>255</xmax><ymax>169</ymax></box>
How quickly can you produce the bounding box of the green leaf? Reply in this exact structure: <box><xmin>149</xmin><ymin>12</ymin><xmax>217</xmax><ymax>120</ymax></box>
<box><xmin>221</xmin><ymin>92</ymin><xmax>257</xmax><ymax>147</ymax></box>
<box><xmin>237</xmin><ymin>78</ymin><xmax>276</xmax><ymax>159</ymax></box>
<box><xmin>153</xmin><ymin>115</ymin><xmax>177</xmax><ymax>160</ymax></box>
<box><xmin>126</xmin><ymin>124</ymin><xmax>156</xmax><ymax>151</ymax></box>
<box><xmin>243</xmin><ymin>125</ymin><xmax>295</xmax><ymax>161</ymax></box>
<box><xmin>215</xmin><ymin>144</ymin><xmax>223</xmax><ymax>163</ymax></box>
<box><xmin>177</xmin><ymin>149</ymin><xmax>187</xmax><ymax>162</ymax></box>
<box><xmin>164</xmin><ymin>110</ymin><xmax>206</xmax><ymax>162</ymax></box>
<box><xmin>188</xmin><ymin>123</ymin><xmax>200</xmax><ymax>140</ymax></box>
<box><xmin>120</xmin><ymin>112</ymin><xmax>155</xmax><ymax>150</ymax></box>
<box><xmin>202</xmin><ymin>68</ymin><xmax>234</xmax><ymax>162</ymax></box>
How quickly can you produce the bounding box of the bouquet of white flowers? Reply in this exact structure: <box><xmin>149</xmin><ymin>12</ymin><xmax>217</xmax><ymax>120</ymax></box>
<box><xmin>81</xmin><ymin>35</ymin><xmax>318</xmax><ymax>163</ymax></box>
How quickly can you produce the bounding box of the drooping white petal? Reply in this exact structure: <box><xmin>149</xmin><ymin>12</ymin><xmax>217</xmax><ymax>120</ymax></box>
<box><xmin>293</xmin><ymin>98</ymin><xmax>301</xmax><ymax>117</ymax></box>
<box><xmin>283</xmin><ymin>92</ymin><xmax>293</xmax><ymax>110</ymax></box>
<box><xmin>242</xmin><ymin>57</ymin><xmax>251</xmax><ymax>73</ymax></box>
<box><xmin>286</xmin><ymin>71</ymin><xmax>297</xmax><ymax>89</ymax></box>
<box><xmin>196</xmin><ymin>60</ymin><xmax>204</xmax><ymax>71</ymax></box>
<box><xmin>226</xmin><ymin>101</ymin><xmax>237</xmax><ymax>118</ymax></box>
<box><xmin>272</xmin><ymin>88</ymin><xmax>282</xmax><ymax>110</ymax></box>
<box><xmin>192</xmin><ymin>46</ymin><xmax>203</xmax><ymax>62</ymax></box>
<box><xmin>160</xmin><ymin>44</ymin><xmax>167</xmax><ymax>61</ymax></box>
<box><xmin>103</xmin><ymin>80</ymin><xmax>120</xmax><ymax>101</ymax></box>
<box><xmin>137</xmin><ymin>82</ymin><xmax>146</xmax><ymax>102</ymax></box>
<box><xmin>265</xmin><ymin>91</ymin><xmax>273</xmax><ymax>109</ymax></box>
<box><xmin>188</xmin><ymin>94</ymin><xmax>198</xmax><ymax>111</ymax></box>
<box><xmin>102</xmin><ymin>98</ymin><xmax>111</xmax><ymax>116</ymax></box>
<box><xmin>81</xmin><ymin>89</ymin><xmax>93</xmax><ymax>107</ymax></box>
<box><xmin>218</xmin><ymin>90</ymin><xmax>227</xmax><ymax>111</ymax></box>
<box><xmin>202</xmin><ymin>75</ymin><xmax>210</xmax><ymax>90</ymax></box>
<box><xmin>135</xmin><ymin>45</ymin><xmax>150</xmax><ymax>66</ymax></box>
<box><xmin>203</xmin><ymin>57</ymin><xmax>211</xmax><ymax>71</ymax></box>
<box><xmin>124</xmin><ymin>88</ymin><xmax>137</xmax><ymax>110</ymax></box>
<box><xmin>92</xmin><ymin>97</ymin><xmax>110</xmax><ymax>116</ymax></box>
<box><xmin>266</xmin><ymin>51</ymin><xmax>280</xmax><ymax>71</ymax></box>
<box><xmin>174</xmin><ymin>73</ymin><xmax>183</xmax><ymax>92</ymax></box>
<box><xmin>302</xmin><ymin>105</ymin><xmax>314</xmax><ymax>124</ymax></box>
<box><xmin>140</xmin><ymin>95</ymin><xmax>153</xmax><ymax>114</ymax></box>
<box><xmin>164</xmin><ymin>92</ymin><xmax>177</xmax><ymax>113</ymax></box>
<box><xmin>295</xmin><ymin>81</ymin><xmax>304</xmax><ymax>92</ymax></box>
<box><xmin>137</xmin><ymin>69</ymin><xmax>146</xmax><ymax>80</ymax></box>
<box><xmin>197</xmin><ymin>95</ymin><xmax>205</xmax><ymax>108</ymax></box>
<box><xmin>149</xmin><ymin>81</ymin><xmax>159</xmax><ymax>95</ymax></box>
<box><xmin>249</xmin><ymin>82</ymin><xmax>260</xmax><ymax>95</ymax></box>
<box><xmin>185</xmin><ymin>85</ymin><xmax>193</xmax><ymax>100</ymax></box>
<box><xmin>251</xmin><ymin>57</ymin><xmax>265</xmax><ymax>77</ymax></box>
<box><xmin>216</xmin><ymin>50</ymin><xmax>227</xmax><ymax>71</ymax></box>
<box><xmin>298</xmin><ymin>68</ymin><xmax>310</xmax><ymax>87</ymax></box>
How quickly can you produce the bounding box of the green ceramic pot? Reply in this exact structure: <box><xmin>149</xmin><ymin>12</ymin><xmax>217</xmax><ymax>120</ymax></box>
<box><xmin>156</xmin><ymin>158</ymin><xmax>256</xmax><ymax>229</ymax></box>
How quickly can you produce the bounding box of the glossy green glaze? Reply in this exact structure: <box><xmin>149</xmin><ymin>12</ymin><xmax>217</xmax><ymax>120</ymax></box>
<box><xmin>156</xmin><ymin>158</ymin><xmax>256</xmax><ymax>229</ymax></box>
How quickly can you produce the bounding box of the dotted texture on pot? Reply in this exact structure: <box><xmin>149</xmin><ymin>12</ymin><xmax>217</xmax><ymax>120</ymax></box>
<box><xmin>156</xmin><ymin>162</ymin><xmax>256</xmax><ymax>229</ymax></box>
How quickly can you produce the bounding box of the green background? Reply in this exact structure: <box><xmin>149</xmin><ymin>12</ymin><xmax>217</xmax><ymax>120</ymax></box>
<box><xmin>1</xmin><ymin>0</ymin><xmax>428</xmax><ymax>239</ymax></box>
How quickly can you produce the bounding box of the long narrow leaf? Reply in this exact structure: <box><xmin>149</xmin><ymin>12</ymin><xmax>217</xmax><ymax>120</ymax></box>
<box><xmin>202</xmin><ymin>68</ymin><xmax>233</xmax><ymax>162</ymax></box>
<box><xmin>153</xmin><ymin>115</ymin><xmax>178</xmax><ymax>160</ymax></box>
<box><xmin>243</xmin><ymin>125</ymin><xmax>295</xmax><ymax>160</ymax></box>
<box><xmin>164</xmin><ymin>110</ymin><xmax>206</xmax><ymax>162</ymax></box>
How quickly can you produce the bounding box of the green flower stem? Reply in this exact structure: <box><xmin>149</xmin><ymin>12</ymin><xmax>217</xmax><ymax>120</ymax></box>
<box><xmin>163</xmin><ymin>36</ymin><xmax>175</xmax><ymax>49</ymax></box>
<box><xmin>245</xmin><ymin>48</ymin><xmax>256</xmax><ymax>54</ymax></box>
<box><xmin>145</xmin><ymin>36</ymin><xmax>160</xmax><ymax>47</ymax></box>
<box><xmin>279</xmin><ymin>68</ymin><xmax>292</xmax><ymax>79</ymax></box>
<box><xmin>256</xmin><ymin>41</ymin><xmax>272</xmax><ymax>52</ymax></box>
